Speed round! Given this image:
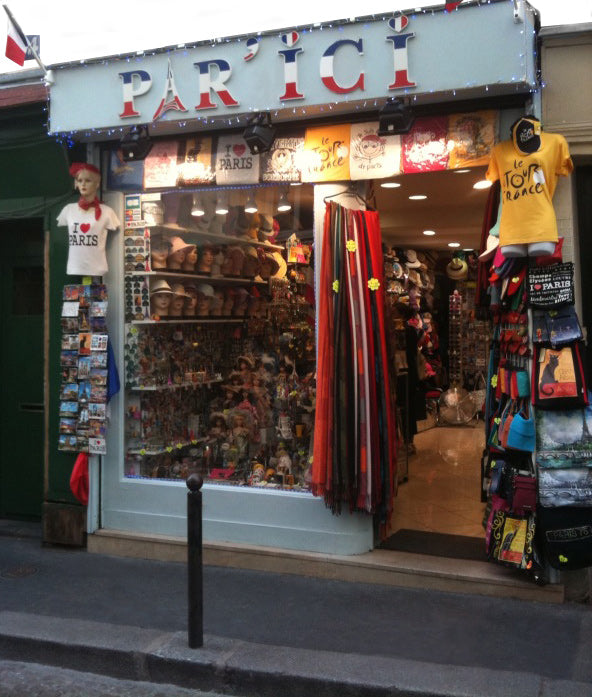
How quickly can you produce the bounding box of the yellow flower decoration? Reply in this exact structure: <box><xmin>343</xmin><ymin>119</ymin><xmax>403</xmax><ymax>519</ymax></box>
<box><xmin>346</xmin><ymin>240</ymin><xmax>357</xmax><ymax>253</ymax></box>
<box><xmin>491</xmin><ymin>375</ymin><xmax>498</xmax><ymax>388</ymax></box>
<box><xmin>332</xmin><ymin>279</ymin><xmax>340</xmax><ymax>293</ymax></box>
<box><xmin>368</xmin><ymin>278</ymin><xmax>380</xmax><ymax>291</ymax></box>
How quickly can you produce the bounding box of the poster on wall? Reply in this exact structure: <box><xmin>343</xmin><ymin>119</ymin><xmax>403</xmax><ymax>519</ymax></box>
<box><xmin>447</xmin><ymin>110</ymin><xmax>498</xmax><ymax>170</ymax></box>
<box><xmin>143</xmin><ymin>140</ymin><xmax>180</xmax><ymax>188</ymax></box>
<box><xmin>401</xmin><ymin>116</ymin><xmax>449</xmax><ymax>173</ymax></box>
<box><xmin>349</xmin><ymin>122</ymin><xmax>401</xmax><ymax>180</ymax></box>
<box><xmin>260</xmin><ymin>135</ymin><xmax>304</xmax><ymax>182</ymax></box>
<box><xmin>214</xmin><ymin>135</ymin><xmax>260</xmax><ymax>185</ymax></box>
<box><xmin>301</xmin><ymin>124</ymin><xmax>350</xmax><ymax>182</ymax></box>
<box><xmin>176</xmin><ymin>137</ymin><xmax>215</xmax><ymax>185</ymax></box>
<box><xmin>107</xmin><ymin>151</ymin><xmax>144</xmax><ymax>191</ymax></box>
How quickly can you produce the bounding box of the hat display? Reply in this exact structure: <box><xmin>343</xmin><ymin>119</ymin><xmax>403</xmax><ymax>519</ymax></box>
<box><xmin>405</xmin><ymin>249</ymin><xmax>421</xmax><ymax>268</ymax></box>
<box><xmin>196</xmin><ymin>283</ymin><xmax>215</xmax><ymax>297</ymax></box>
<box><xmin>150</xmin><ymin>279</ymin><xmax>173</xmax><ymax>295</ymax></box>
<box><xmin>168</xmin><ymin>235</ymin><xmax>192</xmax><ymax>256</ymax></box>
<box><xmin>446</xmin><ymin>257</ymin><xmax>468</xmax><ymax>281</ymax></box>
<box><xmin>392</xmin><ymin>261</ymin><xmax>404</xmax><ymax>279</ymax></box>
<box><xmin>408</xmin><ymin>268</ymin><xmax>422</xmax><ymax>287</ymax></box>
<box><xmin>69</xmin><ymin>162</ymin><xmax>100</xmax><ymax>177</ymax></box>
<box><xmin>170</xmin><ymin>283</ymin><xmax>190</xmax><ymax>297</ymax></box>
<box><xmin>479</xmin><ymin>234</ymin><xmax>500</xmax><ymax>262</ymax></box>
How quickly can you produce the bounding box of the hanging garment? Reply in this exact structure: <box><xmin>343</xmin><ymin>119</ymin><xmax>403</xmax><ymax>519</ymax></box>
<box><xmin>312</xmin><ymin>201</ymin><xmax>396</xmax><ymax>522</ymax></box>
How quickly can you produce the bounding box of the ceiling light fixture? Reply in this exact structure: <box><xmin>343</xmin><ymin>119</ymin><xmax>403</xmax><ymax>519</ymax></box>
<box><xmin>409</xmin><ymin>194</ymin><xmax>427</xmax><ymax>200</ymax></box>
<box><xmin>277</xmin><ymin>190</ymin><xmax>291</xmax><ymax>212</ymax></box>
<box><xmin>453</xmin><ymin>168</ymin><xmax>472</xmax><ymax>174</ymax></box>
<box><xmin>215</xmin><ymin>194</ymin><xmax>229</xmax><ymax>215</ymax></box>
<box><xmin>473</xmin><ymin>180</ymin><xmax>493</xmax><ymax>190</ymax></box>
<box><xmin>244</xmin><ymin>191</ymin><xmax>258</xmax><ymax>214</ymax></box>
<box><xmin>191</xmin><ymin>194</ymin><xmax>205</xmax><ymax>217</ymax></box>
<box><xmin>448</xmin><ymin>242</ymin><xmax>461</xmax><ymax>248</ymax></box>
<box><xmin>380</xmin><ymin>181</ymin><xmax>401</xmax><ymax>189</ymax></box>
<box><xmin>423</xmin><ymin>230</ymin><xmax>436</xmax><ymax>236</ymax></box>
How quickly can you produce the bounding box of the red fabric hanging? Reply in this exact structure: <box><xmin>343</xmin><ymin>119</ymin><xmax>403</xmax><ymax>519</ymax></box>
<box><xmin>70</xmin><ymin>452</ymin><xmax>89</xmax><ymax>505</ymax></box>
<box><xmin>312</xmin><ymin>202</ymin><xmax>397</xmax><ymax>521</ymax></box>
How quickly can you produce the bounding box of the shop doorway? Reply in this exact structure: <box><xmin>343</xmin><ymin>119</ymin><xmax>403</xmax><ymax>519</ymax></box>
<box><xmin>0</xmin><ymin>219</ymin><xmax>45</xmax><ymax>519</ymax></box>
<box><xmin>374</xmin><ymin>167</ymin><xmax>491</xmax><ymax>558</ymax></box>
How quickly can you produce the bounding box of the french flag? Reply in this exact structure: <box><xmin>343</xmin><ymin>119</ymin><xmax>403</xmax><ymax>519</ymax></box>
<box><xmin>4</xmin><ymin>8</ymin><xmax>27</xmax><ymax>66</ymax></box>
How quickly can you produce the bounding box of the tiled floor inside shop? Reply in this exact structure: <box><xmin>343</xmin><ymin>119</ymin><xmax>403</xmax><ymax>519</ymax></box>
<box><xmin>390</xmin><ymin>423</ymin><xmax>486</xmax><ymax>539</ymax></box>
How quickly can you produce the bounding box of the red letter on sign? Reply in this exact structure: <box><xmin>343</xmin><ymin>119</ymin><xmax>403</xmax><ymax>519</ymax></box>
<box><xmin>320</xmin><ymin>39</ymin><xmax>365</xmax><ymax>94</ymax></box>
<box><xmin>194</xmin><ymin>59</ymin><xmax>239</xmax><ymax>110</ymax></box>
<box><xmin>118</xmin><ymin>70</ymin><xmax>152</xmax><ymax>118</ymax></box>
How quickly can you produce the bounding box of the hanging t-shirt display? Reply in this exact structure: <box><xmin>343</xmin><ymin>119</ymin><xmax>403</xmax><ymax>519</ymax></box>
<box><xmin>57</xmin><ymin>203</ymin><xmax>120</xmax><ymax>276</ymax></box>
<box><xmin>349</xmin><ymin>122</ymin><xmax>401</xmax><ymax>181</ymax></box>
<box><xmin>486</xmin><ymin>121</ymin><xmax>573</xmax><ymax>247</ymax></box>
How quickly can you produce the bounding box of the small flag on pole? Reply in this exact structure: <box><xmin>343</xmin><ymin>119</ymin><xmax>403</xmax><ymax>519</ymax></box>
<box><xmin>3</xmin><ymin>4</ymin><xmax>47</xmax><ymax>77</ymax></box>
<box><xmin>4</xmin><ymin>6</ymin><xmax>26</xmax><ymax>65</ymax></box>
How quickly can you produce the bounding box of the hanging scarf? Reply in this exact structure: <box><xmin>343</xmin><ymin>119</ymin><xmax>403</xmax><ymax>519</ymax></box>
<box><xmin>78</xmin><ymin>196</ymin><xmax>102</xmax><ymax>221</ymax></box>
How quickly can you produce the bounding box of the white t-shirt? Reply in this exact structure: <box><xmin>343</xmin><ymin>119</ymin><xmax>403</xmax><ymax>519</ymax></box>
<box><xmin>57</xmin><ymin>203</ymin><xmax>120</xmax><ymax>276</ymax></box>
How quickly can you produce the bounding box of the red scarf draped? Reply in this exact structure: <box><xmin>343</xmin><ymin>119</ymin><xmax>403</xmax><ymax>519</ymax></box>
<box><xmin>78</xmin><ymin>196</ymin><xmax>102</xmax><ymax>221</ymax></box>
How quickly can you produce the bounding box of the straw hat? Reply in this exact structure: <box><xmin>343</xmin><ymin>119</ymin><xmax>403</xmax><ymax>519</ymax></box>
<box><xmin>446</xmin><ymin>257</ymin><xmax>468</xmax><ymax>280</ymax></box>
<box><xmin>405</xmin><ymin>249</ymin><xmax>421</xmax><ymax>268</ymax></box>
<box><xmin>168</xmin><ymin>236</ymin><xmax>192</xmax><ymax>256</ymax></box>
<box><xmin>150</xmin><ymin>279</ymin><xmax>173</xmax><ymax>295</ymax></box>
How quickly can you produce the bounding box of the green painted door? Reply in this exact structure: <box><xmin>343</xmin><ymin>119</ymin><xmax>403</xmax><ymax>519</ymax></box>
<box><xmin>0</xmin><ymin>219</ymin><xmax>45</xmax><ymax>519</ymax></box>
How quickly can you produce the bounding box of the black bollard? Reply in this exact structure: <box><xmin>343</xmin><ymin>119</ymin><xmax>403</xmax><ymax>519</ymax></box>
<box><xmin>187</xmin><ymin>473</ymin><xmax>204</xmax><ymax>648</ymax></box>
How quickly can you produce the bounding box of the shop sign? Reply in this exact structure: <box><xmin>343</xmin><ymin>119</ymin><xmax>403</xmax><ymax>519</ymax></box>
<box><xmin>49</xmin><ymin>2</ymin><xmax>537</xmax><ymax>136</ymax></box>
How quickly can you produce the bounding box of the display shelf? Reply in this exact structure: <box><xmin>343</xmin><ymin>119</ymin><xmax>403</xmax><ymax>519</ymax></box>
<box><xmin>129</xmin><ymin>378</ymin><xmax>223</xmax><ymax>391</ymax></box>
<box><xmin>131</xmin><ymin>317</ymin><xmax>245</xmax><ymax>325</ymax></box>
<box><xmin>131</xmin><ymin>270</ymin><xmax>269</xmax><ymax>286</ymax></box>
<box><xmin>155</xmin><ymin>223</ymin><xmax>284</xmax><ymax>252</ymax></box>
<box><xmin>127</xmin><ymin>438</ymin><xmax>204</xmax><ymax>457</ymax></box>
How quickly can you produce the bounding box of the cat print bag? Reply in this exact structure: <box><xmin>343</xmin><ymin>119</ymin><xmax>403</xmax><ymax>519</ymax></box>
<box><xmin>532</xmin><ymin>342</ymin><xmax>588</xmax><ymax>410</ymax></box>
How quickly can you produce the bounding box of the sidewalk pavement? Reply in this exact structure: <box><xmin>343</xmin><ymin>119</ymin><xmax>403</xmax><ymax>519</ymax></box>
<box><xmin>1</xmin><ymin>521</ymin><xmax>592</xmax><ymax>697</ymax></box>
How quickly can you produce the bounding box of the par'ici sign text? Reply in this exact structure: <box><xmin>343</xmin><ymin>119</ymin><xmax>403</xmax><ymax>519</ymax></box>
<box><xmin>119</xmin><ymin>16</ymin><xmax>415</xmax><ymax>123</ymax></box>
<box><xmin>48</xmin><ymin>2</ymin><xmax>536</xmax><ymax>135</ymax></box>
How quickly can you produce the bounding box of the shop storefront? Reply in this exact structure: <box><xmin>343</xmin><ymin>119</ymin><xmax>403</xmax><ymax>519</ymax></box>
<box><xmin>47</xmin><ymin>0</ymin><xmax>543</xmax><ymax>558</ymax></box>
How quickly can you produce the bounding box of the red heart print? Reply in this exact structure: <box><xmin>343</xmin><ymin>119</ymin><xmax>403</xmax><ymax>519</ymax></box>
<box><xmin>80</xmin><ymin>223</ymin><xmax>91</xmax><ymax>233</ymax></box>
<box><xmin>533</xmin><ymin>283</ymin><xmax>542</xmax><ymax>290</ymax></box>
<box><xmin>233</xmin><ymin>144</ymin><xmax>246</xmax><ymax>157</ymax></box>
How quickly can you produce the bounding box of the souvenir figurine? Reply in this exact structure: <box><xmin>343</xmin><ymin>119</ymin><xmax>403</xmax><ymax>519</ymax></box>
<box><xmin>150</xmin><ymin>236</ymin><xmax>171</xmax><ymax>270</ymax></box>
<box><xmin>149</xmin><ymin>278</ymin><xmax>173</xmax><ymax>318</ymax></box>
<box><xmin>211</xmin><ymin>247</ymin><xmax>225</xmax><ymax>276</ymax></box>
<box><xmin>222</xmin><ymin>288</ymin><xmax>235</xmax><ymax>316</ymax></box>
<box><xmin>196</xmin><ymin>283</ymin><xmax>214</xmax><ymax>316</ymax></box>
<box><xmin>183</xmin><ymin>284</ymin><xmax>198</xmax><ymax>317</ymax></box>
<box><xmin>165</xmin><ymin>236</ymin><xmax>188</xmax><ymax>270</ymax></box>
<box><xmin>210</xmin><ymin>289</ymin><xmax>224</xmax><ymax>316</ymax></box>
<box><xmin>197</xmin><ymin>244</ymin><xmax>215</xmax><ymax>274</ymax></box>
<box><xmin>169</xmin><ymin>283</ymin><xmax>188</xmax><ymax>317</ymax></box>
<box><xmin>232</xmin><ymin>287</ymin><xmax>249</xmax><ymax>316</ymax></box>
<box><xmin>57</xmin><ymin>162</ymin><xmax>120</xmax><ymax>276</ymax></box>
<box><xmin>242</xmin><ymin>246</ymin><xmax>260</xmax><ymax>278</ymax></box>
<box><xmin>181</xmin><ymin>245</ymin><xmax>198</xmax><ymax>272</ymax></box>
<box><xmin>228</xmin><ymin>246</ymin><xmax>246</xmax><ymax>276</ymax></box>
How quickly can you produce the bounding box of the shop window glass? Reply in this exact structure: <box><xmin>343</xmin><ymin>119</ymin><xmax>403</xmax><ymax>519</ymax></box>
<box><xmin>120</xmin><ymin>182</ymin><xmax>316</xmax><ymax>491</ymax></box>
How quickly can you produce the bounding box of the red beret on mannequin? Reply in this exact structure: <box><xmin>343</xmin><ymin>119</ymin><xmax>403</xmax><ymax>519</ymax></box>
<box><xmin>69</xmin><ymin>162</ymin><xmax>100</xmax><ymax>177</ymax></box>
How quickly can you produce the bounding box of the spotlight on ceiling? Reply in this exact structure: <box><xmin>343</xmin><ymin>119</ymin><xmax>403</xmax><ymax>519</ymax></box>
<box><xmin>120</xmin><ymin>125</ymin><xmax>153</xmax><ymax>162</ymax></box>
<box><xmin>277</xmin><ymin>191</ymin><xmax>291</xmax><ymax>212</ymax></box>
<box><xmin>244</xmin><ymin>191</ymin><xmax>258</xmax><ymax>214</ymax></box>
<box><xmin>215</xmin><ymin>194</ymin><xmax>229</xmax><ymax>215</ymax></box>
<box><xmin>377</xmin><ymin>98</ymin><xmax>415</xmax><ymax>136</ymax></box>
<box><xmin>243</xmin><ymin>112</ymin><xmax>276</xmax><ymax>154</ymax></box>
<box><xmin>191</xmin><ymin>194</ymin><xmax>205</xmax><ymax>217</ymax></box>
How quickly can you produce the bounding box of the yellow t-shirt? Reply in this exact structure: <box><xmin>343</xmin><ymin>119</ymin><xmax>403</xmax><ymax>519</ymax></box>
<box><xmin>486</xmin><ymin>132</ymin><xmax>573</xmax><ymax>246</ymax></box>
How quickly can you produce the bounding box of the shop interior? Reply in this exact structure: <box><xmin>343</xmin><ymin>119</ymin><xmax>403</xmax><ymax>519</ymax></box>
<box><xmin>121</xmin><ymin>164</ymin><xmax>493</xmax><ymax>553</ymax></box>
